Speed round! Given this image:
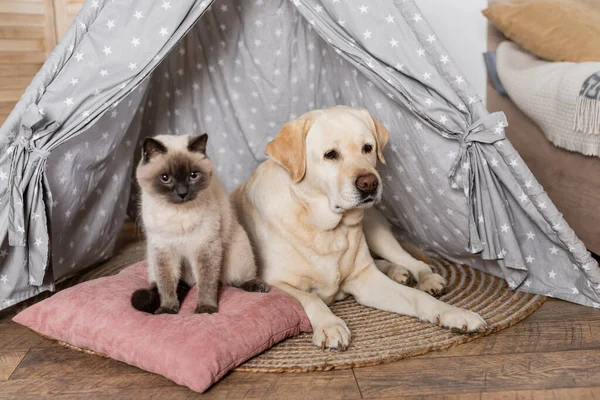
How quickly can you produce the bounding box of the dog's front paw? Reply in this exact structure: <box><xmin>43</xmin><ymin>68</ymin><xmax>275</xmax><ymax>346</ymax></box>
<box><xmin>312</xmin><ymin>317</ymin><xmax>351</xmax><ymax>351</ymax></box>
<box><xmin>419</xmin><ymin>273</ymin><xmax>447</xmax><ymax>297</ymax></box>
<box><xmin>435</xmin><ymin>307</ymin><xmax>487</xmax><ymax>333</ymax></box>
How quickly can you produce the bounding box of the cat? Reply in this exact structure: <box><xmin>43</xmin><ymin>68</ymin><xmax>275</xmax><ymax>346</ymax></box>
<box><xmin>131</xmin><ymin>133</ymin><xmax>269</xmax><ymax>315</ymax></box>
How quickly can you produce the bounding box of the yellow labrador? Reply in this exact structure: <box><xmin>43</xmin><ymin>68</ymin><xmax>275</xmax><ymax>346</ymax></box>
<box><xmin>232</xmin><ymin>106</ymin><xmax>486</xmax><ymax>350</ymax></box>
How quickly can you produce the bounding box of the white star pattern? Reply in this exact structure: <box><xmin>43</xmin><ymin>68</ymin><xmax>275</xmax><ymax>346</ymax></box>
<box><xmin>549</xmin><ymin>270</ymin><xmax>557</xmax><ymax>279</ymax></box>
<box><xmin>75</xmin><ymin>52</ymin><xmax>84</xmax><ymax>62</ymax></box>
<box><xmin>106</xmin><ymin>19</ymin><xmax>115</xmax><ymax>30</ymax></box>
<box><xmin>64</xmin><ymin>97</ymin><xmax>74</xmax><ymax>107</ymax></box>
<box><xmin>161</xmin><ymin>1</ymin><xmax>171</xmax><ymax>10</ymax></box>
<box><xmin>519</xmin><ymin>192</ymin><xmax>528</xmax><ymax>202</ymax></box>
<box><xmin>159</xmin><ymin>27</ymin><xmax>169</xmax><ymax>37</ymax></box>
<box><xmin>363</xmin><ymin>30</ymin><xmax>372</xmax><ymax>39</ymax></box>
<box><xmin>413</xmin><ymin>13</ymin><xmax>422</xmax><ymax>23</ymax></box>
<box><xmin>99</xmin><ymin>69</ymin><xmax>108</xmax><ymax>77</ymax></box>
<box><xmin>550</xmin><ymin>246</ymin><xmax>559</xmax><ymax>255</ymax></box>
<box><xmin>102</xmin><ymin>46</ymin><xmax>112</xmax><ymax>55</ymax></box>
<box><xmin>389</xmin><ymin>38</ymin><xmax>398</xmax><ymax>47</ymax></box>
<box><xmin>359</xmin><ymin>5</ymin><xmax>368</xmax><ymax>13</ymax></box>
<box><xmin>0</xmin><ymin>274</ymin><xmax>7</xmax><ymax>284</ymax></box>
<box><xmin>386</xmin><ymin>14</ymin><xmax>394</xmax><ymax>23</ymax></box>
<box><xmin>131</xmin><ymin>37</ymin><xmax>140</xmax><ymax>47</ymax></box>
<box><xmin>526</xmin><ymin>255</ymin><xmax>534</xmax><ymax>264</ymax></box>
<box><xmin>134</xmin><ymin>10</ymin><xmax>143</xmax><ymax>20</ymax></box>
<box><xmin>500</xmin><ymin>224</ymin><xmax>510</xmax><ymax>233</ymax></box>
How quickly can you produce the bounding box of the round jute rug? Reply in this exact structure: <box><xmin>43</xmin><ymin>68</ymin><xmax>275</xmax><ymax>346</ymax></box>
<box><xmin>235</xmin><ymin>259</ymin><xmax>545</xmax><ymax>373</ymax></box>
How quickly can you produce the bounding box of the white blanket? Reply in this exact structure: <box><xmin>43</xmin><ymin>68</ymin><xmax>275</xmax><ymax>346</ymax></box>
<box><xmin>496</xmin><ymin>41</ymin><xmax>600</xmax><ymax>156</ymax></box>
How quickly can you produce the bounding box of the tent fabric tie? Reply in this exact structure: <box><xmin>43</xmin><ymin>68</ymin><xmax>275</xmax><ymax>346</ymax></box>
<box><xmin>8</xmin><ymin>105</ymin><xmax>58</xmax><ymax>247</ymax></box>
<box><xmin>448</xmin><ymin>111</ymin><xmax>508</xmax><ymax>257</ymax></box>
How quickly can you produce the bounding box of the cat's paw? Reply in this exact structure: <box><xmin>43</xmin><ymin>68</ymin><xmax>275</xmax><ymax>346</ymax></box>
<box><xmin>239</xmin><ymin>278</ymin><xmax>270</xmax><ymax>293</ymax></box>
<box><xmin>154</xmin><ymin>306</ymin><xmax>179</xmax><ymax>315</ymax></box>
<box><xmin>195</xmin><ymin>304</ymin><xmax>218</xmax><ymax>314</ymax></box>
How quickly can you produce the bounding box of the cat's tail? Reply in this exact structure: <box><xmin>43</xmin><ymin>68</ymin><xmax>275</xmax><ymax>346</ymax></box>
<box><xmin>131</xmin><ymin>281</ymin><xmax>192</xmax><ymax>313</ymax></box>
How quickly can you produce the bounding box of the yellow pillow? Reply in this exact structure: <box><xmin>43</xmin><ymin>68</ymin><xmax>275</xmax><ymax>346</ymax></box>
<box><xmin>483</xmin><ymin>0</ymin><xmax>600</xmax><ymax>62</ymax></box>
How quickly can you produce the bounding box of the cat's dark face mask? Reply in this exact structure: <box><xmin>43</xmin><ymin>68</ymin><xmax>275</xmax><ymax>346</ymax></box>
<box><xmin>141</xmin><ymin>135</ymin><xmax>213</xmax><ymax>204</ymax></box>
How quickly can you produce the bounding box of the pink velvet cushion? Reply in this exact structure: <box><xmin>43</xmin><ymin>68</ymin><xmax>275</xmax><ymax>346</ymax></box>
<box><xmin>13</xmin><ymin>262</ymin><xmax>311</xmax><ymax>393</ymax></box>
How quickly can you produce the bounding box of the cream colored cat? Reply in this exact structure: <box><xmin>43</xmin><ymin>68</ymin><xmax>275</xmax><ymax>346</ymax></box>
<box><xmin>132</xmin><ymin>134</ymin><xmax>268</xmax><ymax>315</ymax></box>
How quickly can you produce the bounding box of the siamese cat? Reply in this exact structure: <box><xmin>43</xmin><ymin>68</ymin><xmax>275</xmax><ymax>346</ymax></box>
<box><xmin>131</xmin><ymin>133</ymin><xmax>268</xmax><ymax>315</ymax></box>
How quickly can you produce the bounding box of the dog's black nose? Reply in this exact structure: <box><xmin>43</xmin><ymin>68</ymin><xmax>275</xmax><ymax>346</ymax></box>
<box><xmin>355</xmin><ymin>174</ymin><xmax>379</xmax><ymax>195</ymax></box>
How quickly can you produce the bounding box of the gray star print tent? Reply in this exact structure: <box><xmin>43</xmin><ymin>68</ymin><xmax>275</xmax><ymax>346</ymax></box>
<box><xmin>1</xmin><ymin>0</ymin><xmax>600</xmax><ymax>311</ymax></box>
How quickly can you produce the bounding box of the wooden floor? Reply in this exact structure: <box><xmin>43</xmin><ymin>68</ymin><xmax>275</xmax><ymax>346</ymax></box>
<box><xmin>1</xmin><ymin>296</ymin><xmax>599</xmax><ymax>399</ymax></box>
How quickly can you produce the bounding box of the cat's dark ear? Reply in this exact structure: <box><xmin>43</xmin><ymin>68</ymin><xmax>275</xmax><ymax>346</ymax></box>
<box><xmin>142</xmin><ymin>138</ymin><xmax>167</xmax><ymax>161</ymax></box>
<box><xmin>188</xmin><ymin>134</ymin><xmax>208</xmax><ymax>154</ymax></box>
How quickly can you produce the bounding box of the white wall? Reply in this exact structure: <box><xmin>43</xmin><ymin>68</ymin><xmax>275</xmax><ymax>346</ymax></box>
<box><xmin>414</xmin><ymin>0</ymin><xmax>488</xmax><ymax>103</ymax></box>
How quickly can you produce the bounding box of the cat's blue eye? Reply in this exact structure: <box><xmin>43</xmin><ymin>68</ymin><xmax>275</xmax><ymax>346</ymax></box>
<box><xmin>189</xmin><ymin>171</ymin><xmax>200</xmax><ymax>181</ymax></box>
<box><xmin>159</xmin><ymin>174</ymin><xmax>171</xmax><ymax>183</ymax></box>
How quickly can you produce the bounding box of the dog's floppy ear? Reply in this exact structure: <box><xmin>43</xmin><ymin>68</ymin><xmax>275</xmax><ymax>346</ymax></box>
<box><xmin>363</xmin><ymin>110</ymin><xmax>390</xmax><ymax>165</ymax></box>
<box><xmin>266</xmin><ymin>118</ymin><xmax>311</xmax><ymax>183</ymax></box>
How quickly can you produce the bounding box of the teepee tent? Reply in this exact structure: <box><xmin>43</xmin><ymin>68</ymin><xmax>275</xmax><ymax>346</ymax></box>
<box><xmin>1</xmin><ymin>0</ymin><xmax>599</xmax><ymax>310</ymax></box>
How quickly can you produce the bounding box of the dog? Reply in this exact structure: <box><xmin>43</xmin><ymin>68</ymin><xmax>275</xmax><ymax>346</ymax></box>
<box><xmin>231</xmin><ymin>106</ymin><xmax>487</xmax><ymax>350</ymax></box>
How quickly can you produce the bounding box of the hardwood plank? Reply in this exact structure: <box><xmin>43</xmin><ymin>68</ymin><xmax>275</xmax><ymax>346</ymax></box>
<box><xmin>0</xmin><ymin>38</ymin><xmax>45</xmax><ymax>52</ymax></box>
<box><xmin>42</xmin><ymin>0</ymin><xmax>56</xmax><ymax>53</ymax></box>
<box><xmin>0</xmin><ymin>322</ymin><xmax>46</xmax><ymax>350</ymax></box>
<box><xmin>0</xmin><ymin>374</ymin><xmax>181</xmax><ymax>397</ymax></box>
<box><xmin>0</xmin><ymin>26</ymin><xmax>45</xmax><ymax>39</ymax></box>
<box><xmin>0</xmin><ymin>2</ymin><xmax>44</xmax><ymax>15</ymax></box>
<box><xmin>0</xmin><ymin>350</ymin><xmax>27</xmax><ymax>380</ymax></box>
<box><xmin>390</xmin><ymin>387</ymin><xmax>600</xmax><ymax>400</ymax></box>
<box><xmin>354</xmin><ymin>349</ymin><xmax>600</xmax><ymax>398</ymax></box>
<box><xmin>0</xmin><ymin>51</ymin><xmax>46</xmax><ymax>63</ymax></box>
<box><xmin>0</xmin><ymin>76</ymin><xmax>33</xmax><ymax>89</ymax></box>
<box><xmin>200</xmin><ymin>370</ymin><xmax>362</xmax><ymax>400</ymax></box>
<box><xmin>0</xmin><ymin>64</ymin><xmax>41</xmax><ymax>76</ymax></box>
<box><xmin>0</xmin><ymin>89</ymin><xmax>24</xmax><ymax>102</ymax></box>
<box><xmin>0</xmin><ymin>13</ymin><xmax>45</xmax><ymax>26</ymax></box>
<box><xmin>10</xmin><ymin>346</ymin><xmax>148</xmax><ymax>380</ymax></box>
<box><xmin>12</xmin><ymin>387</ymin><xmax>194</xmax><ymax>400</ymax></box>
<box><xmin>524</xmin><ymin>299</ymin><xmax>600</xmax><ymax>323</ymax></box>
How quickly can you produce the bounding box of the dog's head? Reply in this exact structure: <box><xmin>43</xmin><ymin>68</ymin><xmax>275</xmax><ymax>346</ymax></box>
<box><xmin>266</xmin><ymin>106</ymin><xmax>389</xmax><ymax>213</ymax></box>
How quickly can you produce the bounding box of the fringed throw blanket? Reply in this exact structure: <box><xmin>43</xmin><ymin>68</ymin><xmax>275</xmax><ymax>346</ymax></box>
<box><xmin>576</xmin><ymin>72</ymin><xmax>600</xmax><ymax>135</ymax></box>
<box><xmin>496</xmin><ymin>41</ymin><xmax>600</xmax><ymax>156</ymax></box>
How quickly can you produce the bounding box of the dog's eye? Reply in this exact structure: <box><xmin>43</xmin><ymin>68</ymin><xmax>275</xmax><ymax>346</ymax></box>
<box><xmin>189</xmin><ymin>171</ymin><xmax>200</xmax><ymax>181</ymax></box>
<box><xmin>159</xmin><ymin>174</ymin><xmax>171</xmax><ymax>183</ymax></box>
<box><xmin>324</xmin><ymin>150</ymin><xmax>338</xmax><ymax>160</ymax></box>
<box><xmin>363</xmin><ymin>144</ymin><xmax>373</xmax><ymax>153</ymax></box>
